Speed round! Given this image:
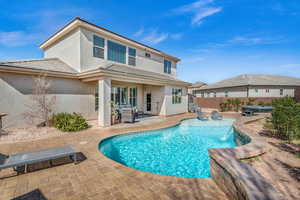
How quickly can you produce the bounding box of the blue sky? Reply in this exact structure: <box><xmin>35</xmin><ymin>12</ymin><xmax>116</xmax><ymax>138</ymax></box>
<box><xmin>0</xmin><ymin>0</ymin><xmax>300</xmax><ymax>83</ymax></box>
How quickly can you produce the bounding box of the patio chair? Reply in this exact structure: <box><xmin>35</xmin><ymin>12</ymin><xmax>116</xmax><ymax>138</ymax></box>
<box><xmin>211</xmin><ymin>110</ymin><xmax>223</xmax><ymax>120</ymax></box>
<box><xmin>188</xmin><ymin>103</ymin><xmax>197</xmax><ymax>113</ymax></box>
<box><xmin>196</xmin><ymin>108</ymin><xmax>209</xmax><ymax>121</ymax></box>
<box><xmin>121</xmin><ymin>107</ymin><xmax>136</xmax><ymax>123</ymax></box>
<box><xmin>0</xmin><ymin>146</ymin><xmax>78</xmax><ymax>175</ymax></box>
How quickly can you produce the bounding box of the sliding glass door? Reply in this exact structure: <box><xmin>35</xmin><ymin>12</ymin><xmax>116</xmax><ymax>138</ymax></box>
<box><xmin>111</xmin><ymin>86</ymin><xmax>128</xmax><ymax>105</ymax></box>
<box><xmin>111</xmin><ymin>86</ymin><xmax>137</xmax><ymax>107</ymax></box>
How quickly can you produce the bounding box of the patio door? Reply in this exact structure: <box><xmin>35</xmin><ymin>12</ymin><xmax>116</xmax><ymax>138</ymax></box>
<box><xmin>146</xmin><ymin>93</ymin><xmax>151</xmax><ymax>112</ymax></box>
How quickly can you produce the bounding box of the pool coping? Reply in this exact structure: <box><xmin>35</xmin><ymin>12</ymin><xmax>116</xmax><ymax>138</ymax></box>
<box><xmin>209</xmin><ymin>114</ymin><xmax>285</xmax><ymax>200</ymax></box>
<box><xmin>97</xmin><ymin>113</ymin><xmax>285</xmax><ymax>199</ymax></box>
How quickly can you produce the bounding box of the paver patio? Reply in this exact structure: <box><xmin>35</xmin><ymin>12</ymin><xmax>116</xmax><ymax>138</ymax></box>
<box><xmin>0</xmin><ymin>113</ymin><xmax>230</xmax><ymax>200</ymax></box>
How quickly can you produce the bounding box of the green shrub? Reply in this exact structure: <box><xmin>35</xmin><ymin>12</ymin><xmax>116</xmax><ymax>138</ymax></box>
<box><xmin>258</xmin><ymin>101</ymin><xmax>265</xmax><ymax>106</ymax></box>
<box><xmin>270</xmin><ymin>97</ymin><xmax>300</xmax><ymax>141</ymax></box>
<box><xmin>52</xmin><ymin>112</ymin><xmax>89</xmax><ymax>132</ymax></box>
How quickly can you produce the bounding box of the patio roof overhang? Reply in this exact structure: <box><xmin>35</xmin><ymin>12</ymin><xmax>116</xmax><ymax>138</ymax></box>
<box><xmin>78</xmin><ymin>67</ymin><xmax>190</xmax><ymax>87</ymax></box>
<box><xmin>0</xmin><ymin>64</ymin><xmax>190</xmax><ymax>87</ymax></box>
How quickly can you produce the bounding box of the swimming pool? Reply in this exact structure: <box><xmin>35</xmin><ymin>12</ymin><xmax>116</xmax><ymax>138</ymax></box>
<box><xmin>99</xmin><ymin>118</ymin><xmax>240</xmax><ymax>178</ymax></box>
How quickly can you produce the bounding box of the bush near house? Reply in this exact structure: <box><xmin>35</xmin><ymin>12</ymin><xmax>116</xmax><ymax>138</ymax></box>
<box><xmin>269</xmin><ymin>97</ymin><xmax>300</xmax><ymax>141</ymax></box>
<box><xmin>52</xmin><ymin>112</ymin><xmax>89</xmax><ymax>132</ymax></box>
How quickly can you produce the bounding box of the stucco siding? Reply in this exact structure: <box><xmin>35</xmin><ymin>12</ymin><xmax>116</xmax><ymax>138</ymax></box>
<box><xmin>196</xmin><ymin>86</ymin><xmax>295</xmax><ymax>98</ymax></box>
<box><xmin>161</xmin><ymin>86</ymin><xmax>188</xmax><ymax>116</ymax></box>
<box><xmin>44</xmin><ymin>29</ymin><xmax>81</xmax><ymax>72</ymax></box>
<box><xmin>79</xmin><ymin>28</ymin><xmax>177</xmax><ymax>76</ymax></box>
<box><xmin>248</xmin><ymin>86</ymin><xmax>294</xmax><ymax>97</ymax></box>
<box><xmin>0</xmin><ymin>73</ymin><xmax>96</xmax><ymax>128</ymax></box>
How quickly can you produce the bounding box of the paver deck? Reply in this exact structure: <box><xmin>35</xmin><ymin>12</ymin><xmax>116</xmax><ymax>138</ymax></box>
<box><xmin>0</xmin><ymin>113</ymin><xmax>229</xmax><ymax>200</ymax></box>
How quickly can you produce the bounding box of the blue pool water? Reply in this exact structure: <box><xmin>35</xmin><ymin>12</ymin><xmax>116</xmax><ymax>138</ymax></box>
<box><xmin>99</xmin><ymin>118</ymin><xmax>237</xmax><ymax>178</ymax></box>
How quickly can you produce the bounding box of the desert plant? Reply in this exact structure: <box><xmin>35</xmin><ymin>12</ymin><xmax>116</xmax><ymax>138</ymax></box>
<box><xmin>232</xmin><ymin>99</ymin><xmax>242</xmax><ymax>112</ymax></box>
<box><xmin>258</xmin><ymin>101</ymin><xmax>265</xmax><ymax>106</ymax></box>
<box><xmin>23</xmin><ymin>74</ymin><xmax>56</xmax><ymax>127</ymax></box>
<box><xmin>246</xmin><ymin>98</ymin><xmax>256</xmax><ymax>106</ymax></box>
<box><xmin>52</xmin><ymin>112</ymin><xmax>89</xmax><ymax>132</ymax></box>
<box><xmin>270</xmin><ymin>97</ymin><xmax>300</xmax><ymax>141</ymax></box>
<box><xmin>219</xmin><ymin>102</ymin><xmax>227</xmax><ymax>112</ymax></box>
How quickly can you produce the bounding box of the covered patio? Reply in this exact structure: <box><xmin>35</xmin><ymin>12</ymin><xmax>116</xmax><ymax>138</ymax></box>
<box><xmin>78</xmin><ymin>64</ymin><xmax>189</xmax><ymax>127</ymax></box>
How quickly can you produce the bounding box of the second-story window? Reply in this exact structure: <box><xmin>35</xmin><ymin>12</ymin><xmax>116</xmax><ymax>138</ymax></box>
<box><xmin>164</xmin><ymin>60</ymin><xmax>171</xmax><ymax>74</ymax></box>
<box><xmin>107</xmin><ymin>40</ymin><xmax>126</xmax><ymax>64</ymax></box>
<box><xmin>128</xmin><ymin>47</ymin><xmax>136</xmax><ymax>66</ymax></box>
<box><xmin>93</xmin><ymin>35</ymin><xmax>105</xmax><ymax>59</ymax></box>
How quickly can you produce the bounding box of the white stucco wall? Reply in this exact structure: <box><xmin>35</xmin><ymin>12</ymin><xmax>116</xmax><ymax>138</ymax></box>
<box><xmin>44</xmin><ymin>27</ymin><xmax>177</xmax><ymax>76</ymax></box>
<box><xmin>79</xmin><ymin>28</ymin><xmax>177</xmax><ymax>76</ymax></box>
<box><xmin>44</xmin><ymin>29</ymin><xmax>81</xmax><ymax>72</ymax></box>
<box><xmin>160</xmin><ymin>86</ymin><xmax>188</xmax><ymax>116</ymax></box>
<box><xmin>0</xmin><ymin>73</ymin><xmax>96</xmax><ymax>128</ymax></box>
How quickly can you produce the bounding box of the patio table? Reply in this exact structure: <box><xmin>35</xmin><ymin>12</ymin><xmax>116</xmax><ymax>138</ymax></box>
<box><xmin>0</xmin><ymin>113</ymin><xmax>7</xmax><ymax>130</ymax></box>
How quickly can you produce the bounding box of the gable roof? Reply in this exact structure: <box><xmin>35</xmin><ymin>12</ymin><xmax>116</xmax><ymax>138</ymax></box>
<box><xmin>189</xmin><ymin>81</ymin><xmax>206</xmax><ymax>88</ymax></box>
<box><xmin>0</xmin><ymin>58</ymin><xmax>189</xmax><ymax>86</ymax></box>
<box><xmin>0</xmin><ymin>58</ymin><xmax>78</xmax><ymax>74</ymax></box>
<box><xmin>39</xmin><ymin>17</ymin><xmax>180</xmax><ymax>62</ymax></box>
<box><xmin>199</xmin><ymin>74</ymin><xmax>300</xmax><ymax>90</ymax></box>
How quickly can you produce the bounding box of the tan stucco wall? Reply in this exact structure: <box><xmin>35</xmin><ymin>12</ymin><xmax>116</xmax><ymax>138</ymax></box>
<box><xmin>44</xmin><ymin>27</ymin><xmax>177</xmax><ymax>76</ymax></box>
<box><xmin>196</xmin><ymin>86</ymin><xmax>295</xmax><ymax>98</ymax></box>
<box><xmin>248</xmin><ymin>86</ymin><xmax>294</xmax><ymax>97</ymax></box>
<box><xmin>44</xmin><ymin>29</ymin><xmax>81</xmax><ymax>72</ymax></box>
<box><xmin>0</xmin><ymin>73</ymin><xmax>96</xmax><ymax>128</ymax></box>
<box><xmin>80</xmin><ymin>28</ymin><xmax>177</xmax><ymax>76</ymax></box>
<box><xmin>161</xmin><ymin>86</ymin><xmax>188</xmax><ymax>115</ymax></box>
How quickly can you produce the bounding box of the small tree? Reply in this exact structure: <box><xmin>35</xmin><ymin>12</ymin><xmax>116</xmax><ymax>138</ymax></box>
<box><xmin>24</xmin><ymin>74</ymin><xmax>56</xmax><ymax>127</ymax></box>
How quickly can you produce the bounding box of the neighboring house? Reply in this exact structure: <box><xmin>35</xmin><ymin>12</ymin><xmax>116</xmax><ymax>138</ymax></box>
<box><xmin>0</xmin><ymin>17</ymin><xmax>189</xmax><ymax>127</ymax></box>
<box><xmin>194</xmin><ymin>74</ymin><xmax>300</xmax><ymax>99</ymax></box>
<box><xmin>188</xmin><ymin>81</ymin><xmax>206</xmax><ymax>95</ymax></box>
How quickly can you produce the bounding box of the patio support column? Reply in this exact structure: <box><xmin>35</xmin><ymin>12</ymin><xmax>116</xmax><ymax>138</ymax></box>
<box><xmin>98</xmin><ymin>78</ymin><xmax>111</xmax><ymax>127</ymax></box>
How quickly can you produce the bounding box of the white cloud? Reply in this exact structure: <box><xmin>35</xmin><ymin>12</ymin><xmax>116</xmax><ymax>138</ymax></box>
<box><xmin>133</xmin><ymin>28</ymin><xmax>144</xmax><ymax>37</ymax></box>
<box><xmin>192</xmin><ymin>7</ymin><xmax>222</xmax><ymax>25</ymax></box>
<box><xmin>0</xmin><ymin>31</ymin><xmax>42</xmax><ymax>47</ymax></box>
<box><xmin>173</xmin><ymin>0</ymin><xmax>222</xmax><ymax>25</ymax></box>
<box><xmin>141</xmin><ymin>30</ymin><xmax>169</xmax><ymax>44</ymax></box>
<box><xmin>134</xmin><ymin>28</ymin><xmax>183</xmax><ymax>44</ymax></box>
<box><xmin>229</xmin><ymin>36</ymin><xmax>285</xmax><ymax>45</ymax></box>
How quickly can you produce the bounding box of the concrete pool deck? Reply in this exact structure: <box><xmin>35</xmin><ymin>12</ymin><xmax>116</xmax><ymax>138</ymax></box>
<box><xmin>0</xmin><ymin>113</ymin><xmax>229</xmax><ymax>200</ymax></box>
<box><xmin>0</xmin><ymin>112</ymin><xmax>284</xmax><ymax>199</ymax></box>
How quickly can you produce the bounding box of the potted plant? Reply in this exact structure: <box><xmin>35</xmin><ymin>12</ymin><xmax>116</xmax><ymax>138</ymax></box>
<box><xmin>110</xmin><ymin>101</ymin><xmax>119</xmax><ymax>125</ymax></box>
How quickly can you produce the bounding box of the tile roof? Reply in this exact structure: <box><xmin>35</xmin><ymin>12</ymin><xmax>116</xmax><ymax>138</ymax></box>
<box><xmin>200</xmin><ymin>74</ymin><xmax>300</xmax><ymax>90</ymax></box>
<box><xmin>102</xmin><ymin>64</ymin><xmax>188</xmax><ymax>83</ymax></box>
<box><xmin>189</xmin><ymin>81</ymin><xmax>206</xmax><ymax>88</ymax></box>
<box><xmin>0</xmin><ymin>58</ymin><xmax>78</xmax><ymax>74</ymax></box>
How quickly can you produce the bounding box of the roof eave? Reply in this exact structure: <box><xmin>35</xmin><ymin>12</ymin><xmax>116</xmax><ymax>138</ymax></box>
<box><xmin>39</xmin><ymin>17</ymin><xmax>180</xmax><ymax>62</ymax></box>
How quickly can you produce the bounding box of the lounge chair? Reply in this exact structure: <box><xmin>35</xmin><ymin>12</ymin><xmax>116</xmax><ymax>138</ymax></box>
<box><xmin>211</xmin><ymin>110</ymin><xmax>223</xmax><ymax>120</ymax></box>
<box><xmin>0</xmin><ymin>146</ymin><xmax>77</xmax><ymax>174</ymax></box>
<box><xmin>196</xmin><ymin>108</ymin><xmax>209</xmax><ymax>121</ymax></box>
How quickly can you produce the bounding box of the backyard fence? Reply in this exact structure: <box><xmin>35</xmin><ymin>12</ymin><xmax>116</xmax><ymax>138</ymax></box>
<box><xmin>194</xmin><ymin>97</ymin><xmax>277</xmax><ymax>110</ymax></box>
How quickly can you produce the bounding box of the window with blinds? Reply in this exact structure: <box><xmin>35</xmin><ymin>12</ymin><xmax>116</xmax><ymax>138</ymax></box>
<box><xmin>107</xmin><ymin>40</ymin><xmax>126</xmax><ymax>64</ymax></box>
<box><xmin>93</xmin><ymin>35</ymin><xmax>105</xmax><ymax>59</ymax></box>
<box><xmin>128</xmin><ymin>47</ymin><xmax>136</xmax><ymax>66</ymax></box>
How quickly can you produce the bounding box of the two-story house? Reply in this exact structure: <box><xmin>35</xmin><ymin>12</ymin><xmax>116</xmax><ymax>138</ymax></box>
<box><xmin>0</xmin><ymin>17</ymin><xmax>189</xmax><ymax>127</ymax></box>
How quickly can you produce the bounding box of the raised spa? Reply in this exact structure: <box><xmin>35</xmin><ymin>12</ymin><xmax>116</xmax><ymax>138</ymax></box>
<box><xmin>99</xmin><ymin>118</ymin><xmax>245</xmax><ymax>178</ymax></box>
